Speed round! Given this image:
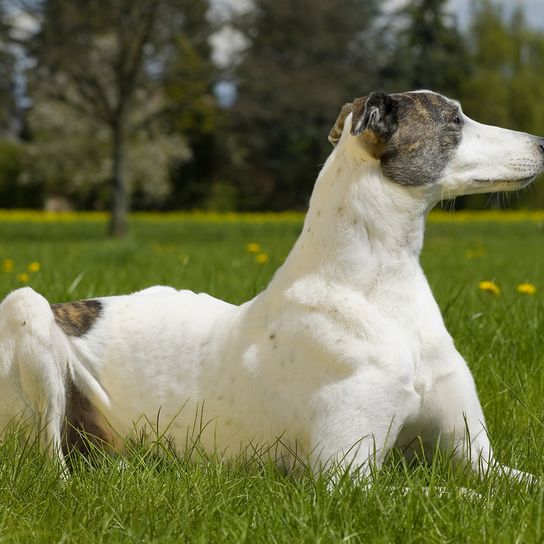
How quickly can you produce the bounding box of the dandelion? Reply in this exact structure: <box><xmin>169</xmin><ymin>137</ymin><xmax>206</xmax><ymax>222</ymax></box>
<box><xmin>28</xmin><ymin>262</ymin><xmax>41</xmax><ymax>273</ymax></box>
<box><xmin>465</xmin><ymin>248</ymin><xmax>487</xmax><ymax>259</ymax></box>
<box><xmin>478</xmin><ymin>280</ymin><xmax>500</xmax><ymax>296</ymax></box>
<box><xmin>2</xmin><ymin>258</ymin><xmax>14</xmax><ymax>272</ymax></box>
<box><xmin>255</xmin><ymin>253</ymin><xmax>269</xmax><ymax>264</ymax></box>
<box><xmin>517</xmin><ymin>283</ymin><xmax>536</xmax><ymax>295</ymax></box>
<box><xmin>246</xmin><ymin>242</ymin><xmax>261</xmax><ymax>253</ymax></box>
<box><xmin>17</xmin><ymin>273</ymin><xmax>29</xmax><ymax>283</ymax></box>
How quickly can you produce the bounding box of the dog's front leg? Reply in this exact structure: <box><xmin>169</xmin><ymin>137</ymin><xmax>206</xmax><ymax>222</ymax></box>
<box><xmin>428</xmin><ymin>354</ymin><xmax>535</xmax><ymax>484</ymax></box>
<box><xmin>309</xmin><ymin>370</ymin><xmax>416</xmax><ymax>483</ymax></box>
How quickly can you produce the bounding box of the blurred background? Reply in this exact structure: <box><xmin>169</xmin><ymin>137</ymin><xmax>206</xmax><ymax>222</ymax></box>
<box><xmin>0</xmin><ymin>0</ymin><xmax>543</xmax><ymax>235</ymax></box>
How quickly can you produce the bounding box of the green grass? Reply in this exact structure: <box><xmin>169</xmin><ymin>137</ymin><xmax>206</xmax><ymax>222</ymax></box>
<box><xmin>0</xmin><ymin>214</ymin><xmax>544</xmax><ymax>543</ymax></box>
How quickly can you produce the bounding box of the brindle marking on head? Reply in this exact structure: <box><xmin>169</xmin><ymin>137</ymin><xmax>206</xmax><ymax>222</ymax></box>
<box><xmin>51</xmin><ymin>299</ymin><xmax>102</xmax><ymax>337</ymax></box>
<box><xmin>381</xmin><ymin>92</ymin><xmax>463</xmax><ymax>186</ymax></box>
<box><xmin>331</xmin><ymin>91</ymin><xmax>463</xmax><ymax>186</ymax></box>
<box><xmin>62</xmin><ymin>376</ymin><xmax>110</xmax><ymax>458</ymax></box>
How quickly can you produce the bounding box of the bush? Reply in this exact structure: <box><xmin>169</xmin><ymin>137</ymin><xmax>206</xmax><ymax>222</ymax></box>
<box><xmin>0</xmin><ymin>140</ymin><xmax>43</xmax><ymax>208</ymax></box>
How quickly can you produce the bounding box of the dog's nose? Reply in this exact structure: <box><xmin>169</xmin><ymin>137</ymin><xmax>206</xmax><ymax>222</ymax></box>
<box><xmin>538</xmin><ymin>137</ymin><xmax>544</xmax><ymax>155</ymax></box>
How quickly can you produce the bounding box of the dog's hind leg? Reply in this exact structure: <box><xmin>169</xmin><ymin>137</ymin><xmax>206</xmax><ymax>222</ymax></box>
<box><xmin>0</xmin><ymin>288</ymin><xmax>68</xmax><ymax>471</ymax></box>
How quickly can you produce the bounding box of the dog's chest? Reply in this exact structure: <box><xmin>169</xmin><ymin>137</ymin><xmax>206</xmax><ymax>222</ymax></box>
<box><xmin>285</xmin><ymin>275</ymin><xmax>436</xmax><ymax>357</ymax></box>
<box><xmin>279</xmin><ymin>272</ymin><xmax>448</xmax><ymax>397</ymax></box>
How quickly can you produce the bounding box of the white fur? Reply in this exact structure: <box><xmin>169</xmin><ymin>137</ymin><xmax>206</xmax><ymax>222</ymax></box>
<box><xmin>0</xmin><ymin>95</ymin><xmax>542</xmax><ymax>482</ymax></box>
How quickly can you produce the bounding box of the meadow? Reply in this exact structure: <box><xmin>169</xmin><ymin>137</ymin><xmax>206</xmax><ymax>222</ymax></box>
<box><xmin>0</xmin><ymin>210</ymin><xmax>543</xmax><ymax>543</ymax></box>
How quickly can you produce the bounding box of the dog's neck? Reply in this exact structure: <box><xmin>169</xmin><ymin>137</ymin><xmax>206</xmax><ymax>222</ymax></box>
<box><xmin>271</xmin><ymin>138</ymin><xmax>433</xmax><ymax>292</ymax></box>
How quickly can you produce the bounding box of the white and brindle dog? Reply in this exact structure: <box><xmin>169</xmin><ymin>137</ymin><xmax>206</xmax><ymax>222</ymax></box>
<box><xmin>1</xmin><ymin>90</ymin><xmax>543</xmax><ymax>482</ymax></box>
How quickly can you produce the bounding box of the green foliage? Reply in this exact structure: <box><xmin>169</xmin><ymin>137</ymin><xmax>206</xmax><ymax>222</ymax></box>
<box><xmin>381</xmin><ymin>0</ymin><xmax>468</xmax><ymax>96</ymax></box>
<box><xmin>232</xmin><ymin>0</ymin><xmax>382</xmax><ymax>209</ymax></box>
<box><xmin>163</xmin><ymin>1</ymin><xmax>228</xmax><ymax>210</ymax></box>
<box><xmin>0</xmin><ymin>140</ymin><xmax>22</xmax><ymax>190</ymax></box>
<box><xmin>0</xmin><ymin>52</ymin><xmax>16</xmax><ymax>136</ymax></box>
<box><xmin>0</xmin><ymin>216</ymin><xmax>543</xmax><ymax>541</ymax></box>
<box><xmin>471</xmin><ymin>2</ymin><xmax>544</xmax><ymax>132</ymax></box>
<box><xmin>0</xmin><ymin>139</ymin><xmax>42</xmax><ymax>208</ymax></box>
<box><xmin>0</xmin><ymin>2</ymin><xmax>17</xmax><ymax>137</ymax></box>
<box><xmin>458</xmin><ymin>0</ymin><xmax>544</xmax><ymax>208</ymax></box>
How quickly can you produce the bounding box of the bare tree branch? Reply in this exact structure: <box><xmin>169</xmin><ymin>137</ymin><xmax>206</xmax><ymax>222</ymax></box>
<box><xmin>68</xmin><ymin>70</ymin><xmax>114</xmax><ymax>123</ymax></box>
<box><xmin>114</xmin><ymin>0</ymin><xmax>160</xmax><ymax>112</ymax></box>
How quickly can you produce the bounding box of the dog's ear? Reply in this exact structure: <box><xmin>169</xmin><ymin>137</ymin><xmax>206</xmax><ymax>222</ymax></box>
<box><xmin>328</xmin><ymin>102</ymin><xmax>354</xmax><ymax>147</ymax></box>
<box><xmin>351</xmin><ymin>91</ymin><xmax>398</xmax><ymax>143</ymax></box>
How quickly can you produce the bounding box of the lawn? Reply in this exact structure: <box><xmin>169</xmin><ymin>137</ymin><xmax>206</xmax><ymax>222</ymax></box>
<box><xmin>0</xmin><ymin>211</ymin><xmax>543</xmax><ymax>543</ymax></box>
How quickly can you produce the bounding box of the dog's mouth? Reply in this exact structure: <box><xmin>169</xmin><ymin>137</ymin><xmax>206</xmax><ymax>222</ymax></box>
<box><xmin>475</xmin><ymin>175</ymin><xmax>536</xmax><ymax>186</ymax></box>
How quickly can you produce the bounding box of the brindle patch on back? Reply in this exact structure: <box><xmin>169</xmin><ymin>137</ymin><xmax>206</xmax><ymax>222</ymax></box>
<box><xmin>381</xmin><ymin>92</ymin><xmax>463</xmax><ymax>186</ymax></box>
<box><xmin>51</xmin><ymin>299</ymin><xmax>102</xmax><ymax>337</ymax></box>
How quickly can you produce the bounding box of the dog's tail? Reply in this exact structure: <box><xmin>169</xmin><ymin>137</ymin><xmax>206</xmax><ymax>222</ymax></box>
<box><xmin>54</xmin><ymin>326</ymin><xmax>111</xmax><ymax>411</ymax></box>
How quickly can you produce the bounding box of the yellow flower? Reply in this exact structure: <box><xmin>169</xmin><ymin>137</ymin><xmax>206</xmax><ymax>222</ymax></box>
<box><xmin>28</xmin><ymin>262</ymin><xmax>41</xmax><ymax>272</ymax></box>
<box><xmin>17</xmin><ymin>273</ymin><xmax>29</xmax><ymax>283</ymax></box>
<box><xmin>465</xmin><ymin>248</ymin><xmax>487</xmax><ymax>259</ymax></box>
<box><xmin>517</xmin><ymin>283</ymin><xmax>536</xmax><ymax>295</ymax></box>
<box><xmin>2</xmin><ymin>258</ymin><xmax>14</xmax><ymax>272</ymax></box>
<box><xmin>255</xmin><ymin>253</ymin><xmax>269</xmax><ymax>264</ymax></box>
<box><xmin>478</xmin><ymin>280</ymin><xmax>500</xmax><ymax>296</ymax></box>
<box><xmin>246</xmin><ymin>242</ymin><xmax>261</xmax><ymax>253</ymax></box>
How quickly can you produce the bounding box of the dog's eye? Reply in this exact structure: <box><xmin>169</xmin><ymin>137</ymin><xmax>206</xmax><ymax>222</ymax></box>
<box><xmin>452</xmin><ymin>115</ymin><xmax>462</xmax><ymax>125</ymax></box>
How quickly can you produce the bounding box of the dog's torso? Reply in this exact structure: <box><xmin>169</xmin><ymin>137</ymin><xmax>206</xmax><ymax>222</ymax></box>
<box><xmin>60</xmin><ymin>248</ymin><xmax>460</xmax><ymax>464</ymax></box>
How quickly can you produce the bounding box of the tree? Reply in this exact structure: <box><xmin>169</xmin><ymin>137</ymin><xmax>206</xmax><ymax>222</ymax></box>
<box><xmin>163</xmin><ymin>0</ymin><xmax>224</xmax><ymax>209</ymax></box>
<box><xmin>18</xmin><ymin>0</ymin><xmax>212</xmax><ymax>235</ymax></box>
<box><xmin>459</xmin><ymin>0</ymin><xmax>514</xmax><ymax>129</ymax></box>
<box><xmin>232</xmin><ymin>0</ymin><xmax>382</xmax><ymax>210</ymax></box>
<box><xmin>22</xmin><ymin>95</ymin><xmax>189</xmax><ymax>210</ymax></box>
<box><xmin>461</xmin><ymin>1</ymin><xmax>544</xmax><ymax>133</ymax></box>
<box><xmin>460</xmin><ymin>0</ymin><xmax>544</xmax><ymax>208</ymax></box>
<box><xmin>0</xmin><ymin>2</ymin><xmax>18</xmax><ymax>137</ymax></box>
<box><xmin>380</xmin><ymin>0</ymin><xmax>469</xmax><ymax>97</ymax></box>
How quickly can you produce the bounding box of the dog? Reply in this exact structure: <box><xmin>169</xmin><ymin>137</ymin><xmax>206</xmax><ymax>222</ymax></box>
<box><xmin>1</xmin><ymin>90</ymin><xmax>543</xmax><ymax>482</ymax></box>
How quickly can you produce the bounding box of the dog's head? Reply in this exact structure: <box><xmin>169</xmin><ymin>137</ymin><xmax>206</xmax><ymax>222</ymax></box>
<box><xmin>329</xmin><ymin>90</ymin><xmax>544</xmax><ymax>199</ymax></box>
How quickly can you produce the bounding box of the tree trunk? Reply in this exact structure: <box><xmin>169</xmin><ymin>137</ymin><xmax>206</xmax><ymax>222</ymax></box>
<box><xmin>108</xmin><ymin>115</ymin><xmax>128</xmax><ymax>237</ymax></box>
